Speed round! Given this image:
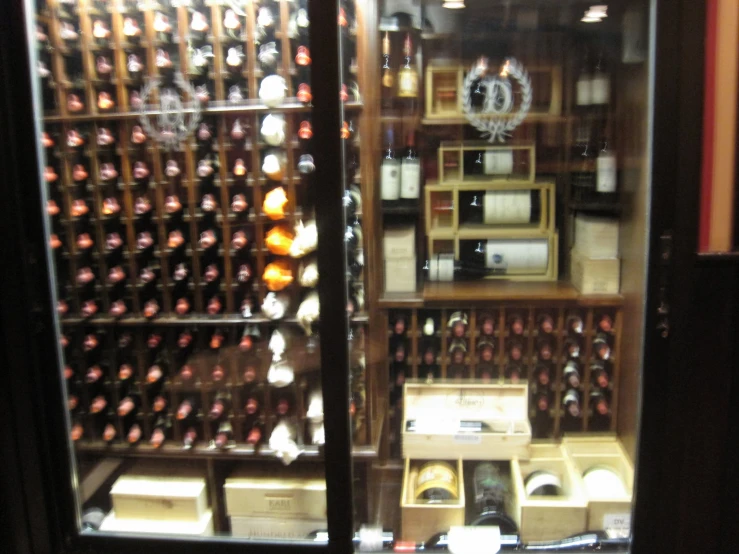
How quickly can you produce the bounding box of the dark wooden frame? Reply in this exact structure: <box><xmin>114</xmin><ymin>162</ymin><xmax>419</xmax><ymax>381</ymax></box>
<box><xmin>0</xmin><ymin>1</ymin><xmax>733</xmax><ymax>554</ymax></box>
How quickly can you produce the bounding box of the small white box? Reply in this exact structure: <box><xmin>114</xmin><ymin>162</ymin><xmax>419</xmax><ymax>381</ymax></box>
<box><xmin>574</xmin><ymin>215</ymin><xmax>619</xmax><ymax>258</ymax></box>
<box><xmin>110</xmin><ymin>475</ymin><xmax>208</xmax><ymax>522</ymax></box>
<box><xmin>570</xmin><ymin>249</ymin><xmax>620</xmax><ymax>295</ymax></box>
<box><xmin>385</xmin><ymin>257</ymin><xmax>417</xmax><ymax>293</ymax></box>
<box><xmin>229</xmin><ymin>516</ymin><xmax>326</xmax><ymax>540</ymax></box>
<box><xmin>383</xmin><ymin>226</ymin><xmax>416</xmax><ymax>259</ymax></box>
<box><xmin>99</xmin><ymin>509</ymin><xmax>214</xmax><ymax>536</ymax></box>
<box><xmin>224</xmin><ymin>473</ymin><xmax>327</xmax><ymax>520</ymax></box>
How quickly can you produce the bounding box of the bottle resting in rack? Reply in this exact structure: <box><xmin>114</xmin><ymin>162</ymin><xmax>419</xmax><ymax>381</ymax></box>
<box><xmin>399</xmin><ymin>131</ymin><xmax>420</xmax><ymax>200</ymax></box>
<box><xmin>380</xmin><ymin>127</ymin><xmax>400</xmax><ymax>201</ymax></box>
<box><xmin>424</xmin><ymin>239</ymin><xmax>549</xmax><ymax>281</ymax></box>
<box><xmin>458</xmin><ymin>190</ymin><xmax>541</xmax><ymax>225</ymax></box>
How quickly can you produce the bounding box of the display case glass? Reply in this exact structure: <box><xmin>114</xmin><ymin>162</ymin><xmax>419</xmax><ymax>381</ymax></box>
<box><xmin>28</xmin><ymin>0</ymin><xmax>368</xmax><ymax>544</ymax></box>
<box><xmin>346</xmin><ymin>0</ymin><xmax>653</xmax><ymax>551</ymax></box>
<box><xmin>24</xmin><ymin>0</ymin><xmax>656</xmax><ymax>551</ymax></box>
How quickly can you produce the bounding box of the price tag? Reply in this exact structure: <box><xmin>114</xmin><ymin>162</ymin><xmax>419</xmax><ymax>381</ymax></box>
<box><xmin>603</xmin><ymin>513</ymin><xmax>631</xmax><ymax>538</ymax></box>
<box><xmin>453</xmin><ymin>433</ymin><xmax>482</xmax><ymax>444</ymax></box>
<box><xmin>448</xmin><ymin>526</ymin><xmax>500</xmax><ymax>554</ymax></box>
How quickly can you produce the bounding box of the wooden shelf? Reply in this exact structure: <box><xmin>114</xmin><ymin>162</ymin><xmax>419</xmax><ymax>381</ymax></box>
<box><xmin>61</xmin><ymin>313</ymin><xmax>370</xmax><ymax>326</ymax></box>
<box><xmin>421</xmin><ymin>113</ymin><xmax>567</xmax><ymax>126</ymax></box>
<box><xmin>379</xmin><ymin>281</ymin><xmax>624</xmax><ymax>306</ymax></box>
<box><xmin>75</xmin><ymin>440</ymin><xmax>379</xmax><ymax>461</ymax></box>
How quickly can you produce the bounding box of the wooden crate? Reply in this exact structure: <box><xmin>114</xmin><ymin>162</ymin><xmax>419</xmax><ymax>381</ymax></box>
<box><xmin>425</xmin><ymin>184</ymin><xmax>457</xmax><ymax>235</ymax></box>
<box><xmin>510</xmin><ymin>444</ymin><xmax>588</xmax><ymax>542</ymax></box>
<box><xmin>570</xmin><ymin>250</ymin><xmax>621</xmax><ymax>295</ymax></box>
<box><xmin>402</xmin><ymin>382</ymin><xmax>531</xmax><ymax>460</ymax></box>
<box><xmin>562</xmin><ymin>436</ymin><xmax>634</xmax><ymax>532</ymax></box>
<box><xmin>437</xmin><ymin>141</ymin><xmax>536</xmax><ymax>184</ymax></box>
<box><xmin>424</xmin><ymin>64</ymin><xmax>563</xmax><ymax>122</ymax></box>
<box><xmin>400</xmin><ymin>458</ymin><xmax>466</xmax><ymax>542</ymax></box>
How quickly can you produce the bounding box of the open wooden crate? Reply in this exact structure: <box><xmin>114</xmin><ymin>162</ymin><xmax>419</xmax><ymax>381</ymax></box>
<box><xmin>510</xmin><ymin>443</ymin><xmax>588</xmax><ymax>541</ymax></box>
<box><xmin>401</xmin><ymin>381</ymin><xmax>532</xmax><ymax>460</ymax></box>
<box><xmin>562</xmin><ymin>435</ymin><xmax>634</xmax><ymax>532</ymax></box>
<box><xmin>437</xmin><ymin>141</ymin><xmax>537</xmax><ymax>184</ymax></box>
<box><xmin>400</xmin><ymin>458</ymin><xmax>466</xmax><ymax>543</ymax></box>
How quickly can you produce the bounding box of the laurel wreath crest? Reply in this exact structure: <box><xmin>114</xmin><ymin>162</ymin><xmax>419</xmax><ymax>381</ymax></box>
<box><xmin>462</xmin><ymin>58</ymin><xmax>532</xmax><ymax>143</ymax></box>
<box><xmin>138</xmin><ymin>72</ymin><xmax>202</xmax><ymax>150</ymax></box>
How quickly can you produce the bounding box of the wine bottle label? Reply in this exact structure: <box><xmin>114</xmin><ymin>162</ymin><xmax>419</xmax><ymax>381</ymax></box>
<box><xmin>596</xmin><ymin>152</ymin><xmax>617</xmax><ymax>192</ymax></box>
<box><xmin>380</xmin><ymin>161</ymin><xmax>400</xmax><ymax>200</ymax></box>
<box><xmin>483</xmin><ymin>150</ymin><xmax>514</xmax><ymax>175</ymax></box>
<box><xmin>484</xmin><ymin>239</ymin><xmax>548</xmax><ymax>274</ymax></box>
<box><xmin>428</xmin><ymin>254</ymin><xmax>455</xmax><ymax>281</ymax></box>
<box><xmin>483</xmin><ymin>191</ymin><xmax>532</xmax><ymax>224</ymax></box>
<box><xmin>400</xmin><ymin>161</ymin><xmax>421</xmax><ymax>199</ymax></box>
<box><xmin>414</xmin><ymin>461</ymin><xmax>459</xmax><ymax>501</ymax></box>
<box><xmin>590</xmin><ymin>74</ymin><xmax>610</xmax><ymax>104</ymax></box>
<box><xmin>397</xmin><ymin>70</ymin><xmax>418</xmax><ymax>98</ymax></box>
<box><xmin>576</xmin><ymin>74</ymin><xmax>592</xmax><ymax>105</ymax></box>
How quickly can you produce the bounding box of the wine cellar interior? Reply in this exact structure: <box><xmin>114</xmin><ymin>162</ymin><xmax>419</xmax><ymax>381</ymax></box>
<box><xmin>32</xmin><ymin>0</ymin><xmax>651</xmax><ymax>547</ymax></box>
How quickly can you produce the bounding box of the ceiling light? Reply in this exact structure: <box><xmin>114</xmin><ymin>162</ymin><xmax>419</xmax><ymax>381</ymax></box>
<box><xmin>443</xmin><ymin>0</ymin><xmax>465</xmax><ymax>9</ymax></box>
<box><xmin>588</xmin><ymin>5</ymin><xmax>609</xmax><ymax>17</ymax></box>
<box><xmin>581</xmin><ymin>14</ymin><xmax>603</xmax><ymax>22</ymax></box>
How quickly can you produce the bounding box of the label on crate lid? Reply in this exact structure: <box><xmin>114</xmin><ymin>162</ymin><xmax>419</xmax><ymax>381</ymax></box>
<box><xmin>453</xmin><ymin>434</ymin><xmax>482</xmax><ymax>444</ymax></box>
<box><xmin>448</xmin><ymin>526</ymin><xmax>501</xmax><ymax>554</ymax></box>
<box><xmin>603</xmin><ymin>513</ymin><xmax>631</xmax><ymax>538</ymax></box>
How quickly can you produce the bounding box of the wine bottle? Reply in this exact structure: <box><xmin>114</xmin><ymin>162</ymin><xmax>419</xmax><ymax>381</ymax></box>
<box><xmin>448</xmin><ymin>339</ymin><xmax>467</xmax><ymax>367</ymax></box>
<box><xmin>564</xmin><ymin>360</ymin><xmax>581</xmax><ymax>388</ymax></box>
<box><xmin>590</xmin><ymin>48</ymin><xmax>610</xmax><ymax>105</ymax></box>
<box><xmin>590</xmin><ymin>390</ymin><xmax>610</xmax><ymax>417</ymax></box>
<box><xmin>380</xmin><ymin>32</ymin><xmax>394</xmax><ymax>109</ymax></box>
<box><xmin>471</xmin><ymin>463</ymin><xmax>518</xmax><ymax>532</ymax></box>
<box><xmin>459</xmin><ymin>190</ymin><xmax>541</xmax><ymax>226</ymax></box>
<box><xmin>380</xmin><ymin>128</ymin><xmax>400</xmax><ymax>201</ymax></box>
<box><xmin>176</xmin><ymin>397</ymin><xmax>199</xmax><ymax>421</ymax></box>
<box><xmin>399</xmin><ymin>131</ymin><xmax>420</xmax><ymax>200</ymax></box>
<box><xmin>524</xmin><ymin>470</ymin><xmax>564</xmax><ymax>497</ymax></box>
<box><xmin>419</xmin><ymin>344</ymin><xmax>440</xmax><ymax>382</ymax></box>
<box><xmin>209</xmin><ymin>391</ymin><xmax>231</xmax><ymax>421</ymax></box>
<box><xmin>591</xmin><ymin>361</ymin><xmax>610</xmax><ymax>389</ymax></box>
<box><xmin>596</xmin><ymin>120</ymin><xmax>617</xmax><ymax>194</ymax></box>
<box><xmin>414</xmin><ymin>461</ymin><xmax>459</xmax><ymax>502</ymax></box>
<box><xmin>447</xmin><ymin>311</ymin><xmax>468</xmax><ymax>338</ymax></box>
<box><xmin>563</xmin><ymin>389</ymin><xmax>581</xmax><ymax>417</ymax></box>
<box><xmin>214</xmin><ymin>421</ymin><xmax>233</xmax><ymax>449</ymax></box>
<box><xmin>397</xmin><ymin>33</ymin><xmax>418</xmax><ymax>108</ymax></box>
<box><xmin>576</xmin><ymin>47</ymin><xmax>592</xmax><ymax>106</ymax></box>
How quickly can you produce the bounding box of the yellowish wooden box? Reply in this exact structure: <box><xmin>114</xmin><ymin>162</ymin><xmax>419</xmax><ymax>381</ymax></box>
<box><xmin>510</xmin><ymin>444</ymin><xmax>588</xmax><ymax>542</ymax></box>
<box><xmin>437</xmin><ymin>141</ymin><xmax>536</xmax><ymax>184</ymax></box>
<box><xmin>110</xmin><ymin>474</ymin><xmax>208</xmax><ymax>522</ymax></box>
<box><xmin>562</xmin><ymin>436</ymin><xmax>634</xmax><ymax>532</ymax></box>
<box><xmin>401</xmin><ymin>458</ymin><xmax>466</xmax><ymax>543</ymax></box>
<box><xmin>570</xmin><ymin>249</ymin><xmax>621</xmax><ymax>295</ymax></box>
<box><xmin>401</xmin><ymin>381</ymin><xmax>531</xmax><ymax>460</ymax></box>
<box><xmin>424</xmin><ymin>64</ymin><xmax>563</xmax><ymax>122</ymax></box>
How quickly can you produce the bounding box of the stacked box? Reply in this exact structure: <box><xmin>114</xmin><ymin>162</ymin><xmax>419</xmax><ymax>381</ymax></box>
<box><xmin>384</xmin><ymin>226</ymin><xmax>417</xmax><ymax>293</ymax></box>
<box><xmin>571</xmin><ymin>215</ymin><xmax>621</xmax><ymax>294</ymax></box>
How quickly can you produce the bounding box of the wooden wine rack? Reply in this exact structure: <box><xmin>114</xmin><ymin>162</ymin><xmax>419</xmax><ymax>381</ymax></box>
<box><xmin>384</xmin><ymin>298</ymin><xmax>623</xmax><ymax>457</ymax></box>
<box><xmin>35</xmin><ymin>0</ymin><xmax>380</xmax><ymax>534</ymax></box>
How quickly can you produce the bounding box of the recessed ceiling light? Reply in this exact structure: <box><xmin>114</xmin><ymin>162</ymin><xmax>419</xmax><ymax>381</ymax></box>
<box><xmin>443</xmin><ymin>0</ymin><xmax>466</xmax><ymax>9</ymax></box>
<box><xmin>581</xmin><ymin>14</ymin><xmax>603</xmax><ymax>22</ymax></box>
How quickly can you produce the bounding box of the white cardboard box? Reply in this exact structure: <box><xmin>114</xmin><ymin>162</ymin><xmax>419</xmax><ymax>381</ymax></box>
<box><xmin>570</xmin><ymin>249</ymin><xmax>620</xmax><ymax>295</ymax></box>
<box><xmin>99</xmin><ymin>509</ymin><xmax>213</xmax><ymax>536</ymax></box>
<box><xmin>110</xmin><ymin>475</ymin><xmax>208</xmax><ymax>522</ymax></box>
<box><xmin>383</xmin><ymin>226</ymin><xmax>416</xmax><ymax>259</ymax></box>
<box><xmin>385</xmin><ymin>257</ymin><xmax>417</xmax><ymax>293</ymax></box>
<box><xmin>574</xmin><ymin>215</ymin><xmax>619</xmax><ymax>258</ymax></box>
<box><xmin>402</xmin><ymin>382</ymin><xmax>531</xmax><ymax>461</ymax></box>
<box><xmin>230</xmin><ymin>516</ymin><xmax>326</xmax><ymax>540</ymax></box>
<box><xmin>224</xmin><ymin>473</ymin><xmax>327</xmax><ymax>520</ymax></box>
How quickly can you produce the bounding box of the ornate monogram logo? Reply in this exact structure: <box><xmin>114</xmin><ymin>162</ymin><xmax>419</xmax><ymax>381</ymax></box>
<box><xmin>138</xmin><ymin>73</ymin><xmax>202</xmax><ymax>150</ymax></box>
<box><xmin>462</xmin><ymin>57</ymin><xmax>532</xmax><ymax>143</ymax></box>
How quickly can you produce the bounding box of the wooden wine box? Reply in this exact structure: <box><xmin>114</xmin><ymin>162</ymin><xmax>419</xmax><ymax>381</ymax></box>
<box><xmin>109</xmin><ymin>474</ymin><xmax>209</xmax><ymax>522</ymax></box>
<box><xmin>401</xmin><ymin>382</ymin><xmax>532</xmax><ymax>460</ymax></box>
<box><xmin>99</xmin><ymin>509</ymin><xmax>214</xmax><ymax>536</ymax></box>
<box><xmin>510</xmin><ymin>444</ymin><xmax>588</xmax><ymax>541</ymax></box>
<box><xmin>562</xmin><ymin>436</ymin><xmax>634</xmax><ymax>533</ymax></box>
<box><xmin>570</xmin><ymin>250</ymin><xmax>621</xmax><ymax>295</ymax></box>
<box><xmin>437</xmin><ymin>141</ymin><xmax>537</xmax><ymax>184</ymax></box>
<box><xmin>400</xmin><ymin>458</ymin><xmax>466</xmax><ymax>542</ymax></box>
